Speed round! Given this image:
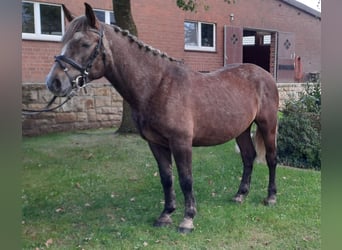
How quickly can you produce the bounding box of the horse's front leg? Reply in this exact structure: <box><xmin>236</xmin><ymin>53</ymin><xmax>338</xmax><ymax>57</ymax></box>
<box><xmin>148</xmin><ymin>142</ymin><xmax>176</xmax><ymax>227</ymax></box>
<box><xmin>171</xmin><ymin>140</ymin><xmax>196</xmax><ymax>233</ymax></box>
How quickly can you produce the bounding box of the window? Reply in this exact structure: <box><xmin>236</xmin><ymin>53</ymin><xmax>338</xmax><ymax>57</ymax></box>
<box><xmin>263</xmin><ymin>35</ymin><xmax>271</xmax><ymax>45</ymax></box>
<box><xmin>22</xmin><ymin>1</ymin><xmax>64</xmax><ymax>41</ymax></box>
<box><xmin>243</xmin><ymin>34</ymin><xmax>271</xmax><ymax>46</ymax></box>
<box><xmin>184</xmin><ymin>21</ymin><xmax>216</xmax><ymax>52</ymax></box>
<box><xmin>94</xmin><ymin>10</ymin><xmax>115</xmax><ymax>25</ymax></box>
<box><xmin>243</xmin><ymin>36</ymin><xmax>255</xmax><ymax>46</ymax></box>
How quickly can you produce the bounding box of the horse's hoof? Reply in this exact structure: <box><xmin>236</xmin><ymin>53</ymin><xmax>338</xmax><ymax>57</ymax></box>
<box><xmin>153</xmin><ymin>220</ymin><xmax>172</xmax><ymax>227</ymax></box>
<box><xmin>232</xmin><ymin>194</ymin><xmax>245</xmax><ymax>204</ymax></box>
<box><xmin>178</xmin><ymin>218</ymin><xmax>194</xmax><ymax>233</ymax></box>
<box><xmin>153</xmin><ymin>214</ymin><xmax>172</xmax><ymax>227</ymax></box>
<box><xmin>263</xmin><ymin>196</ymin><xmax>277</xmax><ymax>206</ymax></box>
<box><xmin>178</xmin><ymin>227</ymin><xmax>194</xmax><ymax>234</ymax></box>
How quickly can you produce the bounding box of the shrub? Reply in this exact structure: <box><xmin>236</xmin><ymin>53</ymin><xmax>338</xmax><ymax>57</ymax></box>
<box><xmin>277</xmin><ymin>82</ymin><xmax>321</xmax><ymax>170</ymax></box>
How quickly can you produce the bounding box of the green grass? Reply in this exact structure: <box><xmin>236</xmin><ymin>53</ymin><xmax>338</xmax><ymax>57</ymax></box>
<box><xmin>22</xmin><ymin>128</ymin><xmax>321</xmax><ymax>249</ymax></box>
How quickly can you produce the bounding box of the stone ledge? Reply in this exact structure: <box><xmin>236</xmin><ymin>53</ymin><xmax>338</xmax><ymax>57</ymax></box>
<box><xmin>22</xmin><ymin>82</ymin><xmax>123</xmax><ymax>136</ymax></box>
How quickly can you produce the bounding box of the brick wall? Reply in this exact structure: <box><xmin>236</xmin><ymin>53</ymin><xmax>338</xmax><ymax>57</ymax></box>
<box><xmin>22</xmin><ymin>0</ymin><xmax>321</xmax><ymax>81</ymax></box>
<box><xmin>22</xmin><ymin>41</ymin><xmax>61</xmax><ymax>83</ymax></box>
<box><xmin>131</xmin><ymin>0</ymin><xmax>321</xmax><ymax>74</ymax></box>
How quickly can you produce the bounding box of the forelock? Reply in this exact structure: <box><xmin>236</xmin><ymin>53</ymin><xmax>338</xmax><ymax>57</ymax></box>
<box><xmin>62</xmin><ymin>16</ymin><xmax>89</xmax><ymax>44</ymax></box>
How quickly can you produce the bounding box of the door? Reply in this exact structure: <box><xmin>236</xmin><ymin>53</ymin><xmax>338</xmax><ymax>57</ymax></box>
<box><xmin>224</xmin><ymin>26</ymin><xmax>243</xmax><ymax>66</ymax></box>
<box><xmin>277</xmin><ymin>32</ymin><xmax>295</xmax><ymax>82</ymax></box>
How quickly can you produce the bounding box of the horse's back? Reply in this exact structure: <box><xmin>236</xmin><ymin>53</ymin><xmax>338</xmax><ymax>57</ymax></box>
<box><xmin>214</xmin><ymin>63</ymin><xmax>278</xmax><ymax>110</ymax></box>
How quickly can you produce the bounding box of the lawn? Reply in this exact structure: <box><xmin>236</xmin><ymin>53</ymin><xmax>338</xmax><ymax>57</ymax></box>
<box><xmin>22</xmin><ymin>128</ymin><xmax>321</xmax><ymax>249</ymax></box>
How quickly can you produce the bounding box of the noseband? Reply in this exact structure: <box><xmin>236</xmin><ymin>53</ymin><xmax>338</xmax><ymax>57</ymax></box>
<box><xmin>54</xmin><ymin>27</ymin><xmax>105</xmax><ymax>91</ymax></box>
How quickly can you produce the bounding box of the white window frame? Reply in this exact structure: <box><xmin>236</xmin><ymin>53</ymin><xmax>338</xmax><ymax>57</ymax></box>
<box><xmin>22</xmin><ymin>1</ymin><xmax>64</xmax><ymax>42</ymax></box>
<box><xmin>94</xmin><ymin>9</ymin><xmax>115</xmax><ymax>25</ymax></box>
<box><xmin>184</xmin><ymin>21</ymin><xmax>216</xmax><ymax>52</ymax></box>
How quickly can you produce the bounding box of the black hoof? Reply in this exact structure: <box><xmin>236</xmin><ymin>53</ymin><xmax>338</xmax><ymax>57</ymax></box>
<box><xmin>153</xmin><ymin>220</ymin><xmax>172</xmax><ymax>227</ymax></box>
<box><xmin>178</xmin><ymin>227</ymin><xmax>194</xmax><ymax>234</ymax></box>
<box><xmin>153</xmin><ymin>214</ymin><xmax>173</xmax><ymax>227</ymax></box>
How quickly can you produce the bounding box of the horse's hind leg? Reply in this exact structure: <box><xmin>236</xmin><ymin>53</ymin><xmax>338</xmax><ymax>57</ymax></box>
<box><xmin>148</xmin><ymin>142</ymin><xmax>176</xmax><ymax>227</ymax></box>
<box><xmin>233</xmin><ymin>126</ymin><xmax>256</xmax><ymax>203</ymax></box>
<box><xmin>257</xmin><ymin>121</ymin><xmax>278</xmax><ymax>205</ymax></box>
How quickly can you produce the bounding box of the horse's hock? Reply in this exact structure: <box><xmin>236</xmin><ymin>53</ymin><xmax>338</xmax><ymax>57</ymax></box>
<box><xmin>22</xmin><ymin>82</ymin><xmax>309</xmax><ymax>136</ymax></box>
<box><xmin>22</xmin><ymin>82</ymin><xmax>123</xmax><ymax>136</ymax></box>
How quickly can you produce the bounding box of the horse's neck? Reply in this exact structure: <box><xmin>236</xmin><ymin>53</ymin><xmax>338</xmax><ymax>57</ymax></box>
<box><xmin>103</xmin><ymin>25</ymin><xmax>172</xmax><ymax>110</ymax></box>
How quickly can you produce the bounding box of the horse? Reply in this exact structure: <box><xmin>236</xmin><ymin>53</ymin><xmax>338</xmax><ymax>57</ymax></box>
<box><xmin>46</xmin><ymin>3</ymin><xmax>279</xmax><ymax>233</ymax></box>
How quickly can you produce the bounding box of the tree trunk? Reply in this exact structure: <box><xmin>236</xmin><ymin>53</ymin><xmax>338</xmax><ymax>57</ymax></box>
<box><xmin>112</xmin><ymin>0</ymin><xmax>138</xmax><ymax>133</ymax></box>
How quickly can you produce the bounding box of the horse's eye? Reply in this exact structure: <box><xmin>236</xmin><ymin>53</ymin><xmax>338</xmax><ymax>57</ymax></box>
<box><xmin>81</xmin><ymin>43</ymin><xmax>90</xmax><ymax>48</ymax></box>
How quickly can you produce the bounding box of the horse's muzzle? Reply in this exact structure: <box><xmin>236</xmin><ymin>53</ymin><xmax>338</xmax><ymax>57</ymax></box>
<box><xmin>46</xmin><ymin>76</ymin><xmax>72</xmax><ymax>97</ymax></box>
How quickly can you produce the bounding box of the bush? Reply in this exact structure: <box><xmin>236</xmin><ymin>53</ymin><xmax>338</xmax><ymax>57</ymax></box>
<box><xmin>277</xmin><ymin>82</ymin><xmax>321</xmax><ymax>170</ymax></box>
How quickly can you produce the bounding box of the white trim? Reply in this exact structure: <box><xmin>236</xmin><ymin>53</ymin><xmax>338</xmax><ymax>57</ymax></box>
<box><xmin>185</xmin><ymin>45</ymin><xmax>216</xmax><ymax>52</ymax></box>
<box><xmin>22</xmin><ymin>33</ymin><xmax>62</xmax><ymax>42</ymax></box>
<box><xmin>105</xmin><ymin>11</ymin><xmax>112</xmax><ymax>24</ymax></box>
<box><xmin>184</xmin><ymin>21</ymin><xmax>216</xmax><ymax>52</ymax></box>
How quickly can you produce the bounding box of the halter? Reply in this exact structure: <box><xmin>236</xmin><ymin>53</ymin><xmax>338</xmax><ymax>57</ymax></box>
<box><xmin>54</xmin><ymin>27</ymin><xmax>105</xmax><ymax>91</ymax></box>
<box><xmin>22</xmin><ymin>27</ymin><xmax>105</xmax><ymax>115</ymax></box>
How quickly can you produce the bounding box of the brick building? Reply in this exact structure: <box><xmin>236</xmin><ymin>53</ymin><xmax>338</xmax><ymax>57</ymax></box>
<box><xmin>22</xmin><ymin>0</ymin><xmax>321</xmax><ymax>135</ymax></box>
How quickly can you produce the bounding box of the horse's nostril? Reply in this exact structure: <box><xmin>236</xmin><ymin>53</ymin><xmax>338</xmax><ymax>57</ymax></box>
<box><xmin>47</xmin><ymin>77</ymin><xmax>62</xmax><ymax>93</ymax></box>
<box><xmin>54</xmin><ymin>78</ymin><xmax>62</xmax><ymax>90</ymax></box>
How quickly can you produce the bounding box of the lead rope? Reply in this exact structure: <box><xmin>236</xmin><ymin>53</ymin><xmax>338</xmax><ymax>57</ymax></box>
<box><xmin>22</xmin><ymin>91</ymin><xmax>77</xmax><ymax>116</ymax></box>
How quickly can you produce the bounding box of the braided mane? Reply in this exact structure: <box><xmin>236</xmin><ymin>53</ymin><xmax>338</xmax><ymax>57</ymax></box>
<box><xmin>62</xmin><ymin>16</ymin><xmax>183</xmax><ymax>64</ymax></box>
<box><xmin>111</xmin><ymin>24</ymin><xmax>183</xmax><ymax>64</ymax></box>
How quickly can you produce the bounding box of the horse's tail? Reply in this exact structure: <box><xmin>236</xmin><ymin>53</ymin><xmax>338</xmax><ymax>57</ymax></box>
<box><xmin>254</xmin><ymin>127</ymin><xmax>266</xmax><ymax>164</ymax></box>
<box><xmin>254</xmin><ymin>125</ymin><xmax>278</xmax><ymax>164</ymax></box>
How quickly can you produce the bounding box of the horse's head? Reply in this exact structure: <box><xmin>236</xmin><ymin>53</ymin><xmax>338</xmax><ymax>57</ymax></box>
<box><xmin>46</xmin><ymin>3</ymin><xmax>106</xmax><ymax>97</ymax></box>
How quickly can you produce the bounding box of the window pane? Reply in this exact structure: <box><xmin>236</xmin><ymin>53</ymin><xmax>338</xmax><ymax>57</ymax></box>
<box><xmin>22</xmin><ymin>2</ymin><xmax>34</xmax><ymax>33</ymax></box>
<box><xmin>94</xmin><ymin>10</ymin><xmax>105</xmax><ymax>22</ymax></box>
<box><xmin>201</xmin><ymin>23</ymin><xmax>214</xmax><ymax>47</ymax></box>
<box><xmin>184</xmin><ymin>22</ymin><xmax>198</xmax><ymax>46</ymax></box>
<box><xmin>243</xmin><ymin>36</ymin><xmax>255</xmax><ymax>45</ymax></box>
<box><xmin>40</xmin><ymin>4</ymin><xmax>62</xmax><ymax>35</ymax></box>
<box><xmin>264</xmin><ymin>35</ymin><xmax>271</xmax><ymax>45</ymax></box>
<box><xmin>110</xmin><ymin>12</ymin><xmax>116</xmax><ymax>25</ymax></box>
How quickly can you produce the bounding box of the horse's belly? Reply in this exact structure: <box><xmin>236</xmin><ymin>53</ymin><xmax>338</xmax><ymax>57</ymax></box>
<box><xmin>192</xmin><ymin>113</ymin><xmax>254</xmax><ymax>146</ymax></box>
<box><xmin>192</xmin><ymin>136</ymin><xmax>234</xmax><ymax>147</ymax></box>
<box><xmin>192</xmin><ymin>129</ymin><xmax>237</xmax><ymax>146</ymax></box>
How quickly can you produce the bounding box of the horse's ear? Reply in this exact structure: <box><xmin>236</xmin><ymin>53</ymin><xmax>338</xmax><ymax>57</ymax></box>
<box><xmin>62</xmin><ymin>4</ymin><xmax>74</xmax><ymax>22</ymax></box>
<box><xmin>85</xmin><ymin>2</ymin><xmax>100</xmax><ymax>29</ymax></box>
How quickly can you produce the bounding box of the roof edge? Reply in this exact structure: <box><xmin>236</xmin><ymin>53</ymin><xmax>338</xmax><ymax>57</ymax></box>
<box><xmin>279</xmin><ymin>0</ymin><xmax>321</xmax><ymax>19</ymax></box>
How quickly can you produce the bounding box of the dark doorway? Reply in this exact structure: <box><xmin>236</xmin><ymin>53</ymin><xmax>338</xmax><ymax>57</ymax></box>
<box><xmin>243</xmin><ymin>29</ymin><xmax>272</xmax><ymax>73</ymax></box>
